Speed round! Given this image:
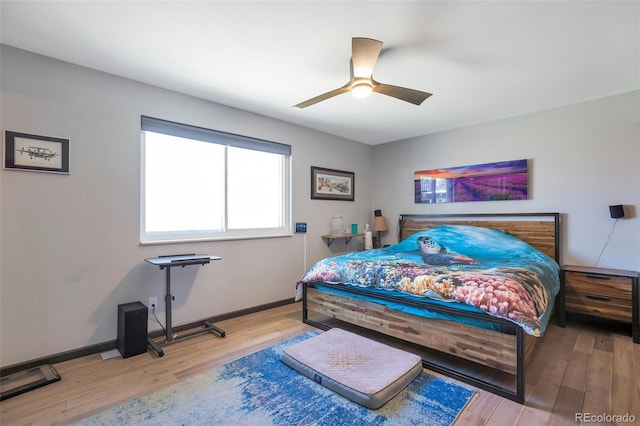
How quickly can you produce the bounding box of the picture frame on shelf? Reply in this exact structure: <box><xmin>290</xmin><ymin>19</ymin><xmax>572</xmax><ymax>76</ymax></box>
<box><xmin>4</xmin><ymin>131</ymin><xmax>70</xmax><ymax>174</ymax></box>
<box><xmin>311</xmin><ymin>166</ymin><xmax>354</xmax><ymax>201</ymax></box>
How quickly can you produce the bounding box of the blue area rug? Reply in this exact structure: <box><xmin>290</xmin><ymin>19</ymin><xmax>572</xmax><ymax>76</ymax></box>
<box><xmin>73</xmin><ymin>332</ymin><xmax>474</xmax><ymax>425</ymax></box>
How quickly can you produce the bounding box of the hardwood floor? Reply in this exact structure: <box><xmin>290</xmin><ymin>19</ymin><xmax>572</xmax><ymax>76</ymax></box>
<box><xmin>1</xmin><ymin>303</ymin><xmax>638</xmax><ymax>425</ymax></box>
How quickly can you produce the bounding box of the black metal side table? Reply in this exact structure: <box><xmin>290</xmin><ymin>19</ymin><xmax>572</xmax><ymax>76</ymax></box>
<box><xmin>145</xmin><ymin>254</ymin><xmax>224</xmax><ymax>356</ymax></box>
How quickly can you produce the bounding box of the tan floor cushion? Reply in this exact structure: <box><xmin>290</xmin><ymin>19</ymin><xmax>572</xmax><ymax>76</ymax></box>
<box><xmin>280</xmin><ymin>328</ymin><xmax>423</xmax><ymax>409</ymax></box>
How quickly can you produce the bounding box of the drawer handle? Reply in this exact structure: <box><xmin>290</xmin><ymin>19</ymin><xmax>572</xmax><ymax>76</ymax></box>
<box><xmin>585</xmin><ymin>294</ymin><xmax>610</xmax><ymax>301</ymax></box>
<box><xmin>584</xmin><ymin>274</ymin><xmax>610</xmax><ymax>280</ymax></box>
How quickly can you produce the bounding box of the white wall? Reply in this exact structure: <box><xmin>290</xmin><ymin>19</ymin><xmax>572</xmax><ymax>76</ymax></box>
<box><xmin>373</xmin><ymin>91</ymin><xmax>640</xmax><ymax>271</ymax></box>
<box><xmin>0</xmin><ymin>46</ymin><xmax>373</xmax><ymax>367</ymax></box>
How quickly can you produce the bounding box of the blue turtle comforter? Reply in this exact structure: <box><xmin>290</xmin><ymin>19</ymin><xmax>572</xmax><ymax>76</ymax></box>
<box><xmin>298</xmin><ymin>225</ymin><xmax>560</xmax><ymax>337</ymax></box>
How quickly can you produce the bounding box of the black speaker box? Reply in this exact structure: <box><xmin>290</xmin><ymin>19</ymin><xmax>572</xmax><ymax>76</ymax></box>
<box><xmin>609</xmin><ymin>205</ymin><xmax>624</xmax><ymax>219</ymax></box>
<box><xmin>117</xmin><ymin>302</ymin><xmax>148</xmax><ymax>358</ymax></box>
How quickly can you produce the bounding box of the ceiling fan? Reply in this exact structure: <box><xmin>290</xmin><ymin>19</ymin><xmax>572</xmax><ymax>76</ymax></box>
<box><xmin>294</xmin><ymin>37</ymin><xmax>432</xmax><ymax>108</ymax></box>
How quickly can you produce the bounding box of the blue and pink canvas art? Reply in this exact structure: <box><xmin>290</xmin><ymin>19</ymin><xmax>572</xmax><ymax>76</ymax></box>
<box><xmin>414</xmin><ymin>159</ymin><xmax>528</xmax><ymax>204</ymax></box>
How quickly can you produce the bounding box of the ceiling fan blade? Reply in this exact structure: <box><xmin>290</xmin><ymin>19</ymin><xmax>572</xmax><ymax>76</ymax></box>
<box><xmin>293</xmin><ymin>84</ymin><xmax>351</xmax><ymax>108</ymax></box>
<box><xmin>372</xmin><ymin>82</ymin><xmax>432</xmax><ymax>105</ymax></box>
<box><xmin>351</xmin><ymin>37</ymin><xmax>383</xmax><ymax>78</ymax></box>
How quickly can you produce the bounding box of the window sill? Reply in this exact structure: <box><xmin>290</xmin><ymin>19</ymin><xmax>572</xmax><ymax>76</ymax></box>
<box><xmin>140</xmin><ymin>233</ymin><xmax>292</xmax><ymax>245</ymax></box>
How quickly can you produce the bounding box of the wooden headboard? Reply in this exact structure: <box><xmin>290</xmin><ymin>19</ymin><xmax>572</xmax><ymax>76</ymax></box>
<box><xmin>398</xmin><ymin>212</ymin><xmax>560</xmax><ymax>262</ymax></box>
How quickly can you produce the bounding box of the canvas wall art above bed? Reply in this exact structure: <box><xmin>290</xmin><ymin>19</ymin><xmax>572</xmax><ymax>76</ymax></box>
<box><xmin>297</xmin><ymin>212</ymin><xmax>561</xmax><ymax>403</ymax></box>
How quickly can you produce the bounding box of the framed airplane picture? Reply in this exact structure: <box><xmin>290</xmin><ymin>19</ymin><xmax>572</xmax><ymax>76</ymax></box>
<box><xmin>4</xmin><ymin>131</ymin><xmax>70</xmax><ymax>174</ymax></box>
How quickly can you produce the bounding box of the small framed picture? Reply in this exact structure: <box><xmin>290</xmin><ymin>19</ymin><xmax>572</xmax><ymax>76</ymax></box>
<box><xmin>4</xmin><ymin>131</ymin><xmax>69</xmax><ymax>174</ymax></box>
<box><xmin>311</xmin><ymin>166</ymin><xmax>354</xmax><ymax>201</ymax></box>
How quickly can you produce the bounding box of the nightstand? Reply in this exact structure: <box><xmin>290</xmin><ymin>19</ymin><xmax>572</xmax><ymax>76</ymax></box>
<box><xmin>558</xmin><ymin>265</ymin><xmax>639</xmax><ymax>343</ymax></box>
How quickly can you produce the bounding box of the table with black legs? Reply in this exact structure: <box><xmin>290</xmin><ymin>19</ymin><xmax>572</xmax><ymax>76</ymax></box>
<box><xmin>144</xmin><ymin>254</ymin><xmax>224</xmax><ymax>357</ymax></box>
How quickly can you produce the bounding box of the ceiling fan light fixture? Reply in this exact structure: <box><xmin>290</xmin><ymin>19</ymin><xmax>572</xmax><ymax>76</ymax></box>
<box><xmin>351</xmin><ymin>81</ymin><xmax>373</xmax><ymax>98</ymax></box>
<box><xmin>293</xmin><ymin>37</ymin><xmax>432</xmax><ymax>108</ymax></box>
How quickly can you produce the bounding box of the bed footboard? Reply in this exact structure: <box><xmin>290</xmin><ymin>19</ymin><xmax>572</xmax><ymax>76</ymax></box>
<box><xmin>303</xmin><ymin>283</ymin><xmax>534</xmax><ymax>403</ymax></box>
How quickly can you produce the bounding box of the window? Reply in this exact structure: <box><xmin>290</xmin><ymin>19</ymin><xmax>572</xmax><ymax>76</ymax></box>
<box><xmin>141</xmin><ymin>116</ymin><xmax>291</xmax><ymax>243</ymax></box>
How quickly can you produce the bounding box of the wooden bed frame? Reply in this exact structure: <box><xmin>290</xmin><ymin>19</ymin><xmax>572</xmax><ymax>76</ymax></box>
<box><xmin>302</xmin><ymin>212</ymin><xmax>561</xmax><ymax>404</ymax></box>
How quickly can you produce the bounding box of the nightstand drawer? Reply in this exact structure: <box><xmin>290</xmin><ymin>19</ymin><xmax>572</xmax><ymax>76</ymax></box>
<box><xmin>564</xmin><ymin>270</ymin><xmax>633</xmax><ymax>323</ymax></box>
<box><xmin>564</xmin><ymin>292</ymin><xmax>632</xmax><ymax>322</ymax></box>
<box><xmin>564</xmin><ymin>271</ymin><xmax>632</xmax><ymax>298</ymax></box>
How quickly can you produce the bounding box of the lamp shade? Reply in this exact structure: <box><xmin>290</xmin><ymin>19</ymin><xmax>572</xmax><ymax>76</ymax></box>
<box><xmin>372</xmin><ymin>216</ymin><xmax>388</xmax><ymax>232</ymax></box>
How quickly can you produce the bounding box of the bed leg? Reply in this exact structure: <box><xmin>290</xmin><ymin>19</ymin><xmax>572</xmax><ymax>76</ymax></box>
<box><xmin>516</xmin><ymin>328</ymin><xmax>525</xmax><ymax>404</ymax></box>
<box><xmin>302</xmin><ymin>283</ymin><xmax>308</xmax><ymax>323</ymax></box>
<box><xmin>301</xmin><ymin>283</ymin><xmax>332</xmax><ymax>331</ymax></box>
<box><xmin>557</xmin><ymin>273</ymin><xmax>566</xmax><ymax>327</ymax></box>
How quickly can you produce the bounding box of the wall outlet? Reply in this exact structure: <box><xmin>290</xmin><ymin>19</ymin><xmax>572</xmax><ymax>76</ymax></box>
<box><xmin>148</xmin><ymin>296</ymin><xmax>158</xmax><ymax>309</ymax></box>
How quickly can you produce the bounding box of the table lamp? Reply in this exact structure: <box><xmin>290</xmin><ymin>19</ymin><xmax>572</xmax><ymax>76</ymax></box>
<box><xmin>372</xmin><ymin>210</ymin><xmax>388</xmax><ymax>248</ymax></box>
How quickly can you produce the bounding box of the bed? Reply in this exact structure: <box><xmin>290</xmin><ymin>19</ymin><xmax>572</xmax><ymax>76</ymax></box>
<box><xmin>297</xmin><ymin>212</ymin><xmax>561</xmax><ymax>403</ymax></box>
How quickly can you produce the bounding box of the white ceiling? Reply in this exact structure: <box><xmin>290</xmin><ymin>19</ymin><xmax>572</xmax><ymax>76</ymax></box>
<box><xmin>1</xmin><ymin>1</ymin><xmax>638</xmax><ymax>145</ymax></box>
